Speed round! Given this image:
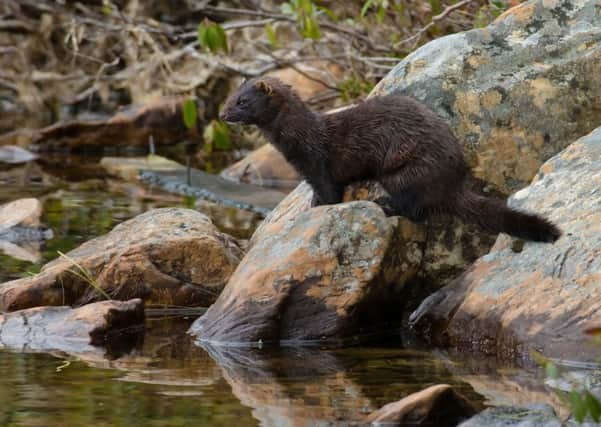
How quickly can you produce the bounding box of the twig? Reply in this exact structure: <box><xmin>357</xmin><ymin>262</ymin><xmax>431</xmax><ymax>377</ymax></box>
<box><xmin>394</xmin><ymin>0</ymin><xmax>475</xmax><ymax>48</ymax></box>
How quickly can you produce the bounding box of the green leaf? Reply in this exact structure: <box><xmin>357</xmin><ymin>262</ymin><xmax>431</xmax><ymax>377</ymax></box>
<box><xmin>213</xmin><ymin>121</ymin><xmax>231</xmax><ymax>150</ymax></box>
<box><xmin>182</xmin><ymin>99</ymin><xmax>197</xmax><ymax>130</ymax></box>
<box><xmin>545</xmin><ymin>362</ymin><xmax>559</xmax><ymax>380</ymax></box>
<box><xmin>197</xmin><ymin>21</ymin><xmax>228</xmax><ymax>54</ymax></box>
<box><xmin>264</xmin><ymin>23</ymin><xmax>279</xmax><ymax>48</ymax></box>
<box><xmin>376</xmin><ymin>4</ymin><xmax>386</xmax><ymax>23</ymax></box>
<box><xmin>361</xmin><ymin>0</ymin><xmax>375</xmax><ymax>17</ymax></box>
<box><xmin>302</xmin><ymin>16</ymin><xmax>321</xmax><ymax>39</ymax></box>
<box><xmin>570</xmin><ymin>391</ymin><xmax>587</xmax><ymax>423</ymax></box>
<box><xmin>584</xmin><ymin>391</ymin><xmax>601</xmax><ymax>422</ymax></box>
<box><xmin>213</xmin><ymin>23</ymin><xmax>228</xmax><ymax>54</ymax></box>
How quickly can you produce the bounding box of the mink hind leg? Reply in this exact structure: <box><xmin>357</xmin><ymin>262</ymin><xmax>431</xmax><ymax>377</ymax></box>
<box><xmin>377</xmin><ymin>173</ymin><xmax>429</xmax><ymax>222</ymax></box>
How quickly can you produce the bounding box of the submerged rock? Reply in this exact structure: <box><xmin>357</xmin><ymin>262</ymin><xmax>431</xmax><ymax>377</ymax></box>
<box><xmin>0</xmin><ymin>145</ymin><xmax>37</xmax><ymax>164</ymax></box>
<box><xmin>0</xmin><ymin>208</ymin><xmax>243</xmax><ymax>311</ymax></box>
<box><xmin>0</xmin><ymin>299</ymin><xmax>144</xmax><ymax>354</ymax></box>
<box><xmin>190</xmin><ymin>201</ymin><xmax>413</xmax><ymax>345</ymax></box>
<box><xmin>100</xmin><ymin>155</ymin><xmax>185</xmax><ymax>182</ymax></box>
<box><xmin>410</xmin><ymin>127</ymin><xmax>601</xmax><ymax>362</ymax></box>
<box><xmin>366</xmin><ymin>384</ymin><xmax>476</xmax><ymax>426</ymax></box>
<box><xmin>220</xmin><ymin>144</ymin><xmax>300</xmax><ymax>189</ymax></box>
<box><xmin>0</xmin><ymin>198</ymin><xmax>42</xmax><ymax>230</ymax></box>
<box><xmin>372</xmin><ymin>0</ymin><xmax>601</xmax><ymax>194</ymax></box>
<box><xmin>459</xmin><ymin>404</ymin><xmax>561</xmax><ymax>427</ymax></box>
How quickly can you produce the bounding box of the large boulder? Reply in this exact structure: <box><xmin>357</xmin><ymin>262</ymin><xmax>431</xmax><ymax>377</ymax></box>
<box><xmin>410</xmin><ymin>127</ymin><xmax>601</xmax><ymax>362</ymax></box>
<box><xmin>190</xmin><ymin>200</ymin><xmax>415</xmax><ymax>344</ymax></box>
<box><xmin>372</xmin><ymin>0</ymin><xmax>601</xmax><ymax>194</ymax></box>
<box><xmin>0</xmin><ymin>208</ymin><xmax>244</xmax><ymax>311</ymax></box>
<box><xmin>0</xmin><ymin>299</ymin><xmax>144</xmax><ymax>354</ymax></box>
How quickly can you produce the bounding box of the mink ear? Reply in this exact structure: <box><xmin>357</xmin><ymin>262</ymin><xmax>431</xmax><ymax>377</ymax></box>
<box><xmin>254</xmin><ymin>80</ymin><xmax>273</xmax><ymax>95</ymax></box>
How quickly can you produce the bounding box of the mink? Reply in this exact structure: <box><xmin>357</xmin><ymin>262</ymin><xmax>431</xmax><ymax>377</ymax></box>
<box><xmin>219</xmin><ymin>77</ymin><xmax>561</xmax><ymax>243</ymax></box>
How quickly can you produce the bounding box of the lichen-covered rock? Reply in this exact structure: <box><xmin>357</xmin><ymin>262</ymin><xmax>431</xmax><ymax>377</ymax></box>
<box><xmin>251</xmin><ymin>181</ymin><xmax>495</xmax><ymax>298</ymax></box>
<box><xmin>366</xmin><ymin>384</ymin><xmax>476</xmax><ymax>426</ymax></box>
<box><xmin>190</xmin><ymin>201</ymin><xmax>414</xmax><ymax>345</ymax></box>
<box><xmin>372</xmin><ymin>0</ymin><xmax>601</xmax><ymax>194</ymax></box>
<box><xmin>0</xmin><ymin>299</ymin><xmax>144</xmax><ymax>354</ymax></box>
<box><xmin>220</xmin><ymin>144</ymin><xmax>300</xmax><ymax>189</ymax></box>
<box><xmin>410</xmin><ymin>127</ymin><xmax>601</xmax><ymax>362</ymax></box>
<box><xmin>0</xmin><ymin>208</ymin><xmax>243</xmax><ymax>311</ymax></box>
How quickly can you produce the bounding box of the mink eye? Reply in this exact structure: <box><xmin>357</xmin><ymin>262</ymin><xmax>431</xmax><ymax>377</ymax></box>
<box><xmin>237</xmin><ymin>97</ymin><xmax>247</xmax><ymax>106</ymax></box>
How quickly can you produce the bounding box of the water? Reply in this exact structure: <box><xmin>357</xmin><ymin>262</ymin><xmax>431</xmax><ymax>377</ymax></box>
<box><xmin>0</xmin><ymin>155</ymin><xmax>565</xmax><ymax>426</ymax></box>
<box><xmin>0</xmin><ymin>315</ymin><xmax>565</xmax><ymax>427</ymax></box>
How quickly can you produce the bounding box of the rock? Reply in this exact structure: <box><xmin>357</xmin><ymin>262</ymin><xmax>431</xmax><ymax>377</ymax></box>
<box><xmin>372</xmin><ymin>0</ymin><xmax>601</xmax><ymax>194</ymax></box>
<box><xmin>190</xmin><ymin>201</ymin><xmax>413</xmax><ymax>345</ymax></box>
<box><xmin>139</xmin><ymin>167</ymin><xmax>287</xmax><ymax>216</ymax></box>
<box><xmin>0</xmin><ymin>240</ymin><xmax>41</xmax><ymax>263</ymax></box>
<box><xmin>30</xmin><ymin>98</ymin><xmax>204</xmax><ymax>151</ymax></box>
<box><xmin>0</xmin><ymin>299</ymin><xmax>144</xmax><ymax>354</ymax></box>
<box><xmin>0</xmin><ymin>208</ymin><xmax>244</xmax><ymax>311</ymax></box>
<box><xmin>366</xmin><ymin>384</ymin><xmax>476</xmax><ymax>426</ymax></box>
<box><xmin>410</xmin><ymin>127</ymin><xmax>601</xmax><ymax>361</ymax></box>
<box><xmin>220</xmin><ymin>144</ymin><xmax>300</xmax><ymax>189</ymax></box>
<box><xmin>267</xmin><ymin>64</ymin><xmax>342</xmax><ymax>100</ymax></box>
<box><xmin>0</xmin><ymin>198</ymin><xmax>42</xmax><ymax>229</ymax></box>
<box><xmin>100</xmin><ymin>155</ymin><xmax>185</xmax><ymax>182</ymax></box>
<box><xmin>0</xmin><ymin>145</ymin><xmax>37</xmax><ymax>163</ymax></box>
<box><xmin>459</xmin><ymin>404</ymin><xmax>562</xmax><ymax>427</ymax></box>
<box><xmin>250</xmin><ymin>181</ymin><xmax>496</xmax><ymax>302</ymax></box>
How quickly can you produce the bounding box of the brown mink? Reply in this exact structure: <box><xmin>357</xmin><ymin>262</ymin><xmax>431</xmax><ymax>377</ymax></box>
<box><xmin>220</xmin><ymin>77</ymin><xmax>561</xmax><ymax>243</ymax></box>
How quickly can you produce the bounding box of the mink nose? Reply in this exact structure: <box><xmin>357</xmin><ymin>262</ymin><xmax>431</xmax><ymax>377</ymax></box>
<box><xmin>218</xmin><ymin>110</ymin><xmax>226</xmax><ymax>120</ymax></box>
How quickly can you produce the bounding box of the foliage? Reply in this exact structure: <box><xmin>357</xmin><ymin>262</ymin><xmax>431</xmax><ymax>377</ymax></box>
<box><xmin>182</xmin><ymin>99</ymin><xmax>198</xmax><ymax>130</ymax></box>
<box><xmin>203</xmin><ymin>120</ymin><xmax>231</xmax><ymax>152</ymax></box>
<box><xmin>197</xmin><ymin>20</ymin><xmax>229</xmax><ymax>54</ymax></box>
<box><xmin>532</xmin><ymin>351</ymin><xmax>601</xmax><ymax>424</ymax></box>
<box><xmin>281</xmin><ymin>0</ymin><xmax>322</xmax><ymax>40</ymax></box>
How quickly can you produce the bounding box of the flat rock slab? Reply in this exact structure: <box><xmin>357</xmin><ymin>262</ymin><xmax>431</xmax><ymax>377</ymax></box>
<box><xmin>100</xmin><ymin>155</ymin><xmax>184</xmax><ymax>182</ymax></box>
<box><xmin>373</xmin><ymin>0</ymin><xmax>601</xmax><ymax>194</ymax></box>
<box><xmin>0</xmin><ymin>299</ymin><xmax>144</xmax><ymax>354</ymax></box>
<box><xmin>29</xmin><ymin>98</ymin><xmax>203</xmax><ymax>151</ymax></box>
<box><xmin>220</xmin><ymin>144</ymin><xmax>300</xmax><ymax>189</ymax></box>
<box><xmin>140</xmin><ymin>168</ymin><xmax>287</xmax><ymax>215</ymax></box>
<box><xmin>0</xmin><ymin>208</ymin><xmax>243</xmax><ymax>311</ymax></box>
<box><xmin>366</xmin><ymin>384</ymin><xmax>476</xmax><ymax>426</ymax></box>
<box><xmin>190</xmin><ymin>201</ymin><xmax>410</xmax><ymax>345</ymax></box>
<box><xmin>410</xmin><ymin>127</ymin><xmax>601</xmax><ymax>362</ymax></box>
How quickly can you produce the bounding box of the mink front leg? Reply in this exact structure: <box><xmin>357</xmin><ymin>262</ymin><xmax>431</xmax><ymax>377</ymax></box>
<box><xmin>306</xmin><ymin>163</ymin><xmax>343</xmax><ymax>207</ymax></box>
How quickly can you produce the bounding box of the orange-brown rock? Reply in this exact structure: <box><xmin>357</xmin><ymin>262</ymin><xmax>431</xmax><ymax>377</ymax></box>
<box><xmin>0</xmin><ymin>208</ymin><xmax>243</xmax><ymax>311</ymax></box>
<box><xmin>0</xmin><ymin>299</ymin><xmax>144</xmax><ymax>354</ymax></box>
<box><xmin>190</xmin><ymin>200</ymin><xmax>413</xmax><ymax>344</ymax></box>
<box><xmin>366</xmin><ymin>384</ymin><xmax>476</xmax><ymax>426</ymax></box>
<box><xmin>220</xmin><ymin>144</ymin><xmax>300</xmax><ymax>189</ymax></box>
<box><xmin>29</xmin><ymin>98</ymin><xmax>204</xmax><ymax>151</ymax></box>
<box><xmin>410</xmin><ymin>127</ymin><xmax>601</xmax><ymax>362</ymax></box>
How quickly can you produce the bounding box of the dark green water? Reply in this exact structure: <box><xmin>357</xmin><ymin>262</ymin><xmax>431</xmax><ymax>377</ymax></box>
<box><xmin>0</xmin><ymin>156</ymin><xmax>563</xmax><ymax>426</ymax></box>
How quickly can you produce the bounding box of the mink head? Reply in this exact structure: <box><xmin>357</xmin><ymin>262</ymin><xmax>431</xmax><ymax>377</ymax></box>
<box><xmin>219</xmin><ymin>77</ymin><xmax>299</xmax><ymax>127</ymax></box>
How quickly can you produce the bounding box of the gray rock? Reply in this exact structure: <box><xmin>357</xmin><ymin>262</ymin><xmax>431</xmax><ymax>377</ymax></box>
<box><xmin>372</xmin><ymin>0</ymin><xmax>601</xmax><ymax>194</ymax></box>
<box><xmin>0</xmin><ymin>145</ymin><xmax>37</xmax><ymax>164</ymax></box>
<box><xmin>459</xmin><ymin>404</ymin><xmax>562</xmax><ymax>427</ymax></box>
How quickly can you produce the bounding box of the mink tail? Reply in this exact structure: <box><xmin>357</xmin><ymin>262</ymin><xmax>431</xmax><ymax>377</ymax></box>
<box><xmin>450</xmin><ymin>189</ymin><xmax>561</xmax><ymax>243</ymax></box>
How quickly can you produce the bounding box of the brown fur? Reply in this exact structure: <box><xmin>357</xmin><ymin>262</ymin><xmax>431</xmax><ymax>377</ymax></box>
<box><xmin>220</xmin><ymin>77</ymin><xmax>561</xmax><ymax>242</ymax></box>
